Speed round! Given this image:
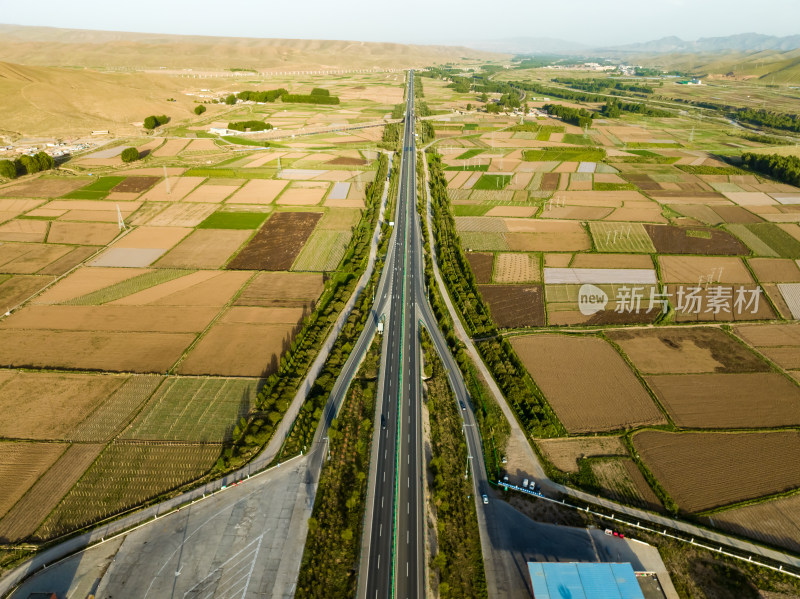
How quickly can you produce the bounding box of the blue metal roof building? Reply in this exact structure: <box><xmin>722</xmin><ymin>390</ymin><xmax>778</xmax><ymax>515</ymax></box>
<box><xmin>528</xmin><ymin>562</ymin><xmax>646</xmax><ymax>599</ymax></box>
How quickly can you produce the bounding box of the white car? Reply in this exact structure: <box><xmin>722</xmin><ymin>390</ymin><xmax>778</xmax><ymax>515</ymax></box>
<box><xmin>482</xmin><ymin>494</ymin><xmax>489</xmax><ymax>505</ymax></box>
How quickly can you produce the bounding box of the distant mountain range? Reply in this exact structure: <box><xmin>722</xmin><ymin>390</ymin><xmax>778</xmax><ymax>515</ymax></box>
<box><xmin>468</xmin><ymin>33</ymin><xmax>800</xmax><ymax>57</ymax></box>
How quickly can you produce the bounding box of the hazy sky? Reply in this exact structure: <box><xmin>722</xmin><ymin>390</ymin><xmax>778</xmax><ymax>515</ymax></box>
<box><xmin>4</xmin><ymin>0</ymin><xmax>800</xmax><ymax>47</ymax></box>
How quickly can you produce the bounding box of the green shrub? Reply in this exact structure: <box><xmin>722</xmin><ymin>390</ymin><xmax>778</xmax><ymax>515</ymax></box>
<box><xmin>143</xmin><ymin>115</ymin><xmax>169</xmax><ymax>129</ymax></box>
<box><xmin>194</xmin><ymin>105</ymin><xmax>207</xmax><ymax>115</ymax></box>
<box><xmin>0</xmin><ymin>159</ymin><xmax>15</xmax><ymax>179</ymax></box>
<box><xmin>120</xmin><ymin>147</ymin><xmax>140</xmax><ymax>163</ymax></box>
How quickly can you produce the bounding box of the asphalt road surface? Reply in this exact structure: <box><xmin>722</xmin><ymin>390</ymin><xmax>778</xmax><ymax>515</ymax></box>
<box><xmin>364</xmin><ymin>71</ymin><xmax>424</xmax><ymax>599</ymax></box>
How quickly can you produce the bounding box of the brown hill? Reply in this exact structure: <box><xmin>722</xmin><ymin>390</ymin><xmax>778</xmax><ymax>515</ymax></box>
<box><xmin>0</xmin><ymin>24</ymin><xmax>496</xmax><ymax>70</ymax></box>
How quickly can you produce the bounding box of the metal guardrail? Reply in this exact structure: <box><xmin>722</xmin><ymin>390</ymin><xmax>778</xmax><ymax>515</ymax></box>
<box><xmin>497</xmin><ymin>481</ymin><xmax>800</xmax><ymax>580</ymax></box>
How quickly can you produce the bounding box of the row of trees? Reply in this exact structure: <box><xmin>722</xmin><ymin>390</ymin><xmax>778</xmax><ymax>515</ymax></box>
<box><xmin>543</xmin><ymin>103</ymin><xmax>594</xmax><ymax>128</ymax></box>
<box><xmin>552</xmin><ymin>77</ymin><xmax>656</xmax><ymax>95</ymax></box>
<box><xmin>143</xmin><ymin>115</ymin><xmax>169</xmax><ymax>129</ymax></box>
<box><xmin>227</xmin><ymin>120</ymin><xmax>273</xmax><ymax>132</ymax></box>
<box><xmin>236</xmin><ymin>88</ymin><xmax>288</xmax><ymax>103</ymax></box>
<box><xmin>421</xmin><ymin>327</ymin><xmax>488</xmax><ymax>599</ymax></box>
<box><xmin>0</xmin><ymin>152</ymin><xmax>55</xmax><ymax>179</ymax></box>
<box><xmin>741</xmin><ymin>152</ymin><xmax>800</xmax><ymax>187</ymax></box>
<box><xmin>281</xmin><ymin>94</ymin><xmax>340</xmax><ymax>105</ymax></box>
<box><xmin>601</xmin><ymin>98</ymin><xmax>671</xmax><ymax>118</ymax></box>
<box><xmin>735</xmin><ymin>108</ymin><xmax>800</xmax><ymax>133</ymax></box>
<box><xmin>426</xmin><ymin>151</ymin><xmax>564</xmax><ymax>438</ymax></box>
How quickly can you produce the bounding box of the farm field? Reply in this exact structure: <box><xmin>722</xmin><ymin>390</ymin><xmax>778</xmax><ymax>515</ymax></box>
<box><xmin>535</xmin><ymin>436</ymin><xmax>628</xmax><ymax>473</ymax></box>
<box><xmin>35</xmin><ymin>442</ymin><xmax>220</xmax><ymax>540</ymax></box>
<box><xmin>708</xmin><ymin>493</ymin><xmax>800</xmax><ymax>555</ymax></box>
<box><xmin>590</xmin><ymin>458</ymin><xmax>663</xmax><ymax>512</ymax></box>
<box><xmin>510</xmin><ymin>334</ymin><xmax>665</xmax><ymax>433</ymax></box>
<box><xmin>646</xmin><ymin>373</ymin><xmax>800</xmax><ymax>428</ymax></box>
<box><xmin>632</xmin><ymin>430</ymin><xmax>800</xmax><ymax>512</ymax></box>
<box><xmin>0</xmin><ymin>441</ymin><xmax>67</xmax><ymax>518</ymax></box>
<box><xmin>227</xmin><ymin>211</ymin><xmax>322</xmax><ymax>270</ymax></box>
<box><xmin>479</xmin><ymin>284</ymin><xmax>545</xmax><ymax>327</ymax></box>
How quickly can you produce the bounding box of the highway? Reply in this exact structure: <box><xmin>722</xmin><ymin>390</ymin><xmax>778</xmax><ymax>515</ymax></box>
<box><xmin>364</xmin><ymin>71</ymin><xmax>424</xmax><ymax>599</ymax></box>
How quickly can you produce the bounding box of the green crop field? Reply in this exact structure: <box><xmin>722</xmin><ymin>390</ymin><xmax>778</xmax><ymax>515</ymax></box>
<box><xmin>726</xmin><ymin>225</ymin><xmax>779</xmax><ymax>257</ymax></box>
<box><xmin>741</xmin><ymin>223</ymin><xmax>800</xmax><ymax>259</ymax></box>
<box><xmin>36</xmin><ymin>442</ymin><xmax>220</xmax><ymax>539</ymax></box>
<box><xmin>198</xmin><ymin>211</ymin><xmax>270</xmax><ymax>229</ymax></box>
<box><xmin>453</xmin><ymin>205</ymin><xmax>492</xmax><ymax>216</ymax></box>
<box><xmin>589</xmin><ymin>222</ymin><xmax>657</xmax><ymax>253</ymax></box>
<box><xmin>62</xmin><ymin>177</ymin><xmax>126</xmax><ymax>200</ymax></box>
<box><xmin>70</xmin><ymin>375</ymin><xmax>164</xmax><ymax>442</ymax></box>
<box><xmin>64</xmin><ymin>269</ymin><xmax>191</xmax><ymax>305</ymax></box>
<box><xmin>522</xmin><ymin>147</ymin><xmax>607</xmax><ymax>162</ymax></box>
<box><xmin>122</xmin><ymin>377</ymin><xmax>259</xmax><ymax>442</ymax></box>
<box><xmin>455</xmin><ymin>149</ymin><xmax>485</xmax><ymax>160</ymax></box>
<box><xmin>473</xmin><ymin>174</ymin><xmax>512</xmax><ymax>190</ymax></box>
<box><xmin>292</xmin><ymin>230</ymin><xmax>352</xmax><ymax>271</ymax></box>
<box><xmin>444</xmin><ymin>164</ymin><xmax>489</xmax><ymax>172</ymax></box>
<box><xmin>458</xmin><ymin>231</ymin><xmax>510</xmax><ymax>251</ymax></box>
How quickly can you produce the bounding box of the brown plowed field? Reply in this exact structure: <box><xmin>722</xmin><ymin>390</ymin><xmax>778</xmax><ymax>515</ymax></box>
<box><xmin>38</xmin><ymin>246</ymin><xmax>99</xmax><ymax>276</ymax></box>
<box><xmin>479</xmin><ymin>284</ymin><xmax>545</xmax><ymax>328</ymax></box>
<box><xmin>709</xmin><ymin>494</ymin><xmax>800</xmax><ymax>554</ymax></box>
<box><xmin>0</xmin><ymin>372</ymin><xmax>126</xmax><ymax>439</ymax></box>
<box><xmin>0</xmin><ymin>243</ymin><xmax>72</xmax><ymax>274</ymax></box>
<box><xmin>0</xmin><ymin>330</ymin><xmax>195</xmax><ymax>373</ymax></box>
<box><xmin>235</xmin><ymin>271</ymin><xmax>323</xmax><ymax>308</ymax></box>
<box><xmin>227</xmin><ymin>211</ymin><xmax>322</xmax><ymax>271</ymax></box>
<box><xmin>606</xmin><ymin>327</ymin><xmax>770</xmax><ymax>374</ymax></box>
<box><xmin>0</xmin><ymin>441</ymin><xmax>67</xmax><ymax>517</ymax></box>
<box><xmin>465</xmin><ymin>252</ymin><xmax>493</xmax><ymax>284</ymax></box>
<box><xmin>111</xmin><ymin>177</ymin><xmax>160</xmax><ymax>194</ymax></box>
<box><xmin>511</xmin><ymin>335</ymin><xmax>664</xmax><ymax>433</ymax></box>
<box><xmin>646</xmin><ymin>373</ymin><xmax>800</xmax><ymax>428</ymax></box>
<box><xmin>644</xmin><ymin>225</ymin><xmax>748</xmax><ymax>255</ymax></box>
<box><xmin>749</xmin><ymin>258</ymin><xmax>800</xmax><ymax>283</ymax></box>
<box><xmin>0</xmin><ymin>443</ymin><xmax>104</xmax><ymax>542</ymax></box>
<box><xmin>591</xmin><ymin>458</ymin><xmax>662</xmax><ymax>512</ymax></box>
<box><xmin>712</xmin><ymin>205</ymin><xmax>763</xmax><ymax>224</ymax></box>
<box><xmin>666</xmin><ymin>284</ymin><xmax>776</xmax><ymax>322</ymax></box>
<box><xmin>536</xmin><ymin>436</ymin><xmax>627</xmax><ymax>473</ymax></box>
<box><xmin>658</xmin><ymin>256</ymin><xmax>753</xmax><ymax>284</ymax></box>
<box><xmin>0</xmin><ymin>275</ymin><xmax>52</xmax><ymax>309</ymax></box>
<box><xmin>632</xmin><ymin>430</ymin><xmax>800</xmax><ymax>512</ymax></box>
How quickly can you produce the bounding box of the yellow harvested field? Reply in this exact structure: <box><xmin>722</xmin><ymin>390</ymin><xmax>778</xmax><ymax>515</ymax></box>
<box><xmin>1</xmin><ymin>304</ymin><xmax>218</xmax><ymax>333</ymax></box>
<box><xmin>181</xmin><ymin>183</ymin><xmax>241</xmax><ymax>203</ymax></box>
<box><xmin>276</xmin><ymin>187</ymin><xmax>327</xmax><ymax>205</ymax></box>
<box><xmin>735</xmin><ymin>323</ymin><xmax>800</xmax><ymax>347</ymax></box>
<box><xmin>226</xmin><ymin>179</ymin><xmax>289</xmax><ymax>205</ymax></box>
<box><xmin>244</xmin><ymin>151</ymin><xmax>285</xmax><ymax>168</ymax></box>
<box><xmin>0</xmin><ymin>243</ymin><xmax>74</xmax><ymax>274</ymax></box>
<box><xmin>485</xmin><ymin>206</ymin><xmax>536</xmax><ymax>218</ymax></box>
<box><xmin>110</xmin><ymin>270</ymin><xmax>252</xmax><ymax>307</ymax></box>
<box><xmin>536</xmin><ymin>436</ymin><xmax>627</xmax><ymax>473</ymax></box>
<box><xmin>0</xmin><ymin>275</ymin><xmax>52</xmax><ymax>308</ymax></box>
<box><xmin>493</xmin><ymin>253</ymin><xmax>540</xmax><ymax>283</ymax></box>
<box><xmin>184</xmin><ymin>138</ymin><xmax>219</xmax><ymax>152</ymax></box>
<box><xmin>591</xmin><ymin>458</ymin><xmax>663</xmax><ymax>512</ymax></box>
<box><xmin>0</xmin><ymin>329</ymin><xmax>195</xmax><ymax>373</ymax></box>
<box><xmin>139</xmin><ymin>177</ymin><xmax>205</xmax><ymax>202</ymax></box>
<box><xmin>325</xmin><ymin>198</ymin><xmax>366</xmax><ymax>208</ymax></box>
<box><xmin>46</xmin><ymin>221</ymin><xmax>120</xmax><ymax>245</ymax></box>
<box><xmin>152</xmin><ymin>139</ymin><xmax>190</xmax><ymax>156</ymax></box>
<box><xmin>710</xmin><ymin>494</ymin><xmax>800</xmax><ymax>554</ymax></box>
<box><xmin>570</xmin><ymin>254</ymin><xmax>654</xmax><ymax>269</ymax></box>
<box><xmin>47</xmin><ymin>200</ymin><xmax>141</xmax><ymax>212</ymax></box>
<box><xmin>0</xmin><ymin>442</ymin><xmax>67</xmax><ymax>518</ymax></box>
<box><xmin>447</xmin><ymin>171</ymin><xmax>472</xmax><ymax>189</ymax></box>
<box><xmin>178</xmin><ymin>321</ymin><xmax>297</xmax><ymax>376</ymax></box>
<box><xmin>144</xmin><ymin>203</ymin><xmax>217</xmax><ymax>227</ymax></box>
<box><xmin>658</xmin><ymin>256</ymin><xmax>753</xmax><ymax>284</ymax></box>
<box><xmin>156</xmin><ymin>229</ymin><xmax>250</xmax><ymax>269</ymax></box>
<box><xmin>34</xmin><ymin>267</ymin><xmax>146</xmax><ymax>304</ymax></box>
<box><xmin>0</xmin><ymin>443</ymin><xmax>104</xmax><ymax>542</ymax></box>
<box><xmin>219</xmin><ymin>306</ymin><xmax>305</xmax><ymax>325</ymax></box>
<box><xmin>61</xmin><ymin>209</ymin><xmax>132</xmax><ymax>222</ymax></box>
<box><xmin>235</xmin><ymin>271</ymin><xmax>323</xmax><ymax>307</ymax></box>
<box><xmin>113</xmin><ymin>226</ymin><xmax>192</xmax><ymax>250</ymax></box>
<box><xmin>749</xmin><ymin>258</ymin><xmax>800</xmax><ymax>283</ymax></box>
<box><xmin>511</xmin><ymin>334</ymin><xmax>665</xmax><ymax>433</ymax></box>
<box><xmin>0</xmin><ymin>219</ymin><xmax>48</xmax><ymax>242</ymax></box>
<box><xmin>504</xmin><ymin>220</ymin><xmax>592</xmax><ymax>251</ymax></box>
<box><xmin>0</xmin><ymin>371</ymin><xmax>125</xmax><ymax>439</ymax></box>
